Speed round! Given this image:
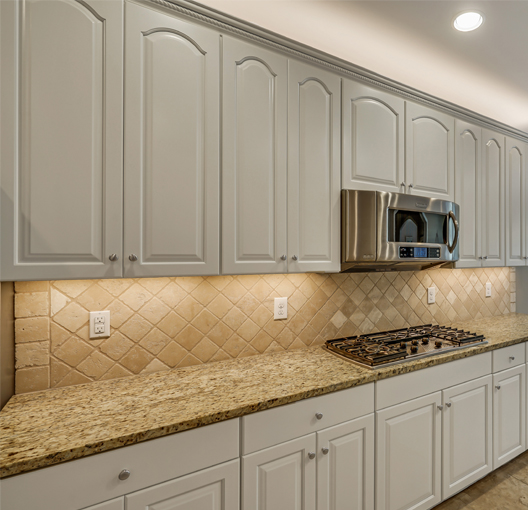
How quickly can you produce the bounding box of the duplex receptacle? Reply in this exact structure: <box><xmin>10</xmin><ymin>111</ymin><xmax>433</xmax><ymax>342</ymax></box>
<box><xmin>89</xmin><ymin>311</ymin><xmax>111</xmax><ymax>339</ymax></box>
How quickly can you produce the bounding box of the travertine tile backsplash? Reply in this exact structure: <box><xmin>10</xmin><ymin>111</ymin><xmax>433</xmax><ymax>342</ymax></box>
<box><xmin>14</xmin><ymin>267</ymin><xmax>515</xmax><ymax>393</ymax></box>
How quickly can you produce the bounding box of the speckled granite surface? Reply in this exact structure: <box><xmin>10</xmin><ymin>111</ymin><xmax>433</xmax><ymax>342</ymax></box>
<box><xmin>1</xmin><ymin>313</ymin><xmax>527</xmax><ymax>479</ymax></box>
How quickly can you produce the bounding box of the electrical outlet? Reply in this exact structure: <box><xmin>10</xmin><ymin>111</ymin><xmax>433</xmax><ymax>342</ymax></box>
<box><xmin>427</xmin><ymin>287</ymin><xmax>436</xmax><ymax>304</ymax></box>
<box><xmin>89</xmin><ymin>311</ymin><xmax>110</xmax><ymax>339</ymax></box>
<box><xmin>485</xmin><ymin>282</ymin><xmax>492</xmax><ymax>297</ymax></box>
<box><xmin>274</xmin><ymin>297</ymin><xmax>288</xmax><ymax>320</ymax></box>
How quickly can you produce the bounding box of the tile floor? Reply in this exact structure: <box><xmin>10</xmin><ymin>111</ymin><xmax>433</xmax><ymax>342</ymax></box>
<box><xmin>434</xmin><ymin>450</ymin><xmax>528</xmax><ymax>509</ymax></box>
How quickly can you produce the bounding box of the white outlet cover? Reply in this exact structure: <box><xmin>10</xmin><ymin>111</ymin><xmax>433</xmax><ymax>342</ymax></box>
<box><xmin>485</xmin><ymin>282</ymin><xmax>492</xmax><ymax>297</ymax></box>
<box><xmin>427</xmin><ymin>287</ymin><xmax>436</xmax><ymax>304</ymax></box>
<box><xmin>89</xmin><ymin>310</ymin><xmax>111</xmax><ymax>339</ymax></box>
<box><xmin>274</xmin><ymin>297</ymin><xmax>288</xmax><ymax>320</ymax></box>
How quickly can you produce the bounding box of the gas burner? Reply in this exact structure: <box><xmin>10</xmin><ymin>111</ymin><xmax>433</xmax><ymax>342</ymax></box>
<box><xmin>325</xmin><ymin>324</ymin><xmax>487</xmax><ymax>368</ymax></box>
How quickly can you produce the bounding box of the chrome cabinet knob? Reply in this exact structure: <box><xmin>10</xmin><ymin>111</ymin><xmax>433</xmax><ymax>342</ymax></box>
<box><xmin>321</xmin><ymin>447</ymin><xmax>329</xmax><ymax>455</ymax></box>
<box><xmin>118</xmin><ymin>469</ymin><xmax>131</xmax><ymax>481</ymax></box>
<box><xmin>315</xmin><ymin>412</ymin><xmax>323</xmax><ymax>420</ymax></box>
<box><xmin>483</xmin><ymin>256</ymin><xmax>488</xmax><ymax>260</ymax></box>
<box><xmin>308</xmin><ymin>452</ymin><xmax>316</xmax><ymax>460</ymax></box>
<box><xmin>109</xmin><ymin>254</ymin><xmax>119</xmax><ymax>262</ymax></box>
<box><xmin>495</xmin><ymin>385</ymin><xmax>501</xmax><ymax>390</ymax></box>
<box><xmin>400</xmin><ymin>182</ymin><xmax>406</xmax><ymax>188</ymax></box>
<box><xmin>437</xmin><ymin>405</ymin><xmax>444</xmax><ymax>411</ymax></box>
<box><xmin>408</xmin><ymin>183</ymin><xmax>414</xmax><ymax>189</ymax></box>
<box><xmin>446</xmin><ymin>402</ymin><xmax>452</xmax><ymax>408</ymax></box>
<box><xmin>509</xmin><ymin>356</ymin><xmax>515</xmax><ymax>361</ymax></box>
<box><xmin>280</xmin><ymin>255</ymin><xmax>287</xmax><ymax>261</ymax></box>
<box><xmin>292</xmin><ymin>255</ymin><xmax>298</xmax><ymax>261</ymax></box>
<box><xmin>129</xmin><ymin>254</ymin><xmax>138</xmax><ymax>261</ymax></box>
<box><xmin>478</xmin><ymin>256</ymin><xmax>483</xmax><ymax>260</ymax></box>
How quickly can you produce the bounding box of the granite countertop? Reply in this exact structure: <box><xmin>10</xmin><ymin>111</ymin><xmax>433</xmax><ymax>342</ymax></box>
<box><xmin>1</xmin><ymin>313</ymin><xmax>527</xmax><ymax>479</ymax></box>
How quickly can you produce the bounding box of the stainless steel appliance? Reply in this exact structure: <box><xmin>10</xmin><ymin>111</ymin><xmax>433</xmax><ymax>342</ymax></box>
<box><xmin>341</xmin><ymin>190</ymin><xmax>459</xmax><ymax>272</ymax></box>
<box><xmin>325</xmin><ymin>325</ymin><xmax>486</xmax><ymax>368</ymax></box>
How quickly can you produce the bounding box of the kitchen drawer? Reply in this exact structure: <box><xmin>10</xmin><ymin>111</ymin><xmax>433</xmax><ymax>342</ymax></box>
<box><xmin>0</xmin><ymin>419</ymin><xmax>239</xmax><ymax>510</ymax></box>
<box><xmin>492</xmin><ymin>343</ymin><xmax>525</xmax><ymax>372</ymax></box>
<box><xmin>241</xmin><ymin>383</ymin><xmax>374</xmax><ymax>455</ymax></box>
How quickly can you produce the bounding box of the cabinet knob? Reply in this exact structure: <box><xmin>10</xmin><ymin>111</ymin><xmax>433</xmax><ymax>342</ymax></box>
<box><xmin>437</xmin><ymin>405</ymin><xmax>444</xmax><ymax>411</ymax></box>
<box><xmin>478</xmin><ymin>256</ymin><xmax>483</xmax><ymax>260</ymax></box>
<box><xmin>408</xmin><ymin>183</ymin><xmax>414</xmax><ymax>189</ymax></box>
<box><xmin>315</xmin><ymin>412</ymin><xmax>323</xmax><ymax>420</ymax></box>
<box><xmin>118</xmin><ymin>469</ymin><xmax>131</xmax><ymax>481</ymax></box>
<box><xmin>308</xmin><ymin>452</ymin><xmax>316</xmax><ymax>460</ymax></box>
<box><xmin>280</xmin><ymin>255</ymin><xmax>287</xmax><ymax>261</ymax></box>
<box><xmin>129</xmin><ymin>254</ymin><xmax>138</xmax><ymax>262</ymax></box>
<box><xmin>108</xmin><ymin>254</ymin><xmax>119</xmax><ymax>262</ymax></box>
<box><xmin>292</xmin><ymin>255</ymin><xmax>298</xmax><ymax>261</ymax></box>
<box><xmin>509</xmin><ymin>356</ymin><xmax>515</xmax><ymax>361</ymax></box>
<box><xmin>446</xmin><ymin>402</ymin><xmax>452</xmax><ymax>408</ymax></box>
<box><xmin>483</xmin><ymin>256</ymin><xmax>488</xmax><ymax>260</ymax></box>
<box><xmin>321</xmin><ymin>447</ymin><xmax>329</xmax><ymax>455</ymax></box>
<box><xmin>495</xmin><ymin>385</ymin><xmax>501</xmax><ymax>390</ymax></box>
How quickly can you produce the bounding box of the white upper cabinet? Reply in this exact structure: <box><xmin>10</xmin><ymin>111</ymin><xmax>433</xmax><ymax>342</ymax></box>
<box><xmin>481</xmin><ymin>129</ymin><xmax>505</xmax><ymax>267</ymax></box>
<box><xmin>505</xmin><ymin>137</ymin><xmax>527</xmax><ymax>266</ymax></box>
<box><xmin>454</xmin><ymin>120</ymin><xmax>482</xmax><ymax>268</ymax></box>
<box><xmin>0</xmin><ymin>0</ymin><xmax>123</xmax><ymax>280</ymax></box>
<box><xmin>342</xmin><ymin>80</ymin><xmax>405</xmax><ymax>193</ymax></box>
<box><xmin>124</xmin><ymin>2</ymin><xmax>220</xmax><ymax>277</ymax></box>
<box><xmin>287</xmin><ymin>60</ymin><xmax>341</xmax><ymax>273</ymax></box>
<box><xmin>405</xmin><ymin>102</ymin><xmax>455</xmax><ymax>201</ymax></box>
<box><xmin>222</xmin><ymin>37</ymin><xmax>288</xmax><ymax>275</ymax></box>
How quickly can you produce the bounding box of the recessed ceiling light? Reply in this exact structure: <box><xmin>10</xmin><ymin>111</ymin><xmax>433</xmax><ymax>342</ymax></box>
<box><xmin>453</xmin><ymin>11</ymin><xmax>484</xmax><ymax>32</ymax></box>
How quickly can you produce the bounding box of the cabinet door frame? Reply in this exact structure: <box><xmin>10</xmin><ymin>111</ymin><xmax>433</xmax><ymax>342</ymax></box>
<box><xmin>442</xmin><ymin>375</ymin><xmax>492</xmax><ymax>500</ymax></box>
<box><xmin>123</xmin><ymin>1</ymin><xmax>220</xmax><ymax>277</ymax></box>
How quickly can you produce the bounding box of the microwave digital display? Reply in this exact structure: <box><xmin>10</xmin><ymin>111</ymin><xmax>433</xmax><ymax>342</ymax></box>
<box><xmin>399</xmin><ymin>247</ymin><xmax>441</xmax><ymax>259</ymax></box>
<box><xmin>414</xmin><ymin>247</ymin><xmax>427</xmax><ymax>258</ymax></box>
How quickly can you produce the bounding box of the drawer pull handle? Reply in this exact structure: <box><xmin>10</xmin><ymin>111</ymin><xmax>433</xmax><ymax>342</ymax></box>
<box><xmin>322</xmin><ymin>447</ymin><xmax>329</xmax><ymax>455</ymax></box>
<box><xmin>495</xmin><ymin>385</ymin><xmax>501</xmax><ymax>390</ymax></box>
<box><xmin>509</xmin><ymin>356</ymin><xmax>515</xmax><ymax>361</ymax></box>
<box><xmin>437</xmin><ymin>405</ymin><xmax>444</xmax><ymax>411</ymax></box>
<box><xmin>315</xmin><ymin>412</ymin><xmax>323</xmax><ymax>420</ymax></box>
<box><xmin>118</xmin><ymin>469</ymin><xmax>131</xmax><ymax>481</ymax></box>
<box><xmin>446</xmin><ymin>402</ymin><xmax>452</xmax><ymax>408</ymax></box>
<box><xmin>308</xmin><ymin>452</ymin><xmax>316</xmax><ymax>460</ymax></box>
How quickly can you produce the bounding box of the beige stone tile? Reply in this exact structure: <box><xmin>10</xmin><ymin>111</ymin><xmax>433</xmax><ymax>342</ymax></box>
<box><xmin>15</xmin><ymin>366</ymin><xmax>49</xmax><ymax>394</ymax></box>
<box><xmin>262</xmin><ymin>274</ymin><xmax>285</xmax><ymax>289</ymax></box>
<box><xmin>207</xmin><ymin>322</ymin><xmax>233</xmax><ymax>347</ymax></box>
<box><xmin>238</xmin><ymin>343</ymin><xmax>259</xmax><ymax>358</ymax></box>
<box><xmin>264</xmin><ymin>341</ymin><xmax>286</xmax><ymax>354</ymax></box>
<box><xmin>191</xmin><ymin>338</ymin><xmax>218</xmax><ymax>362</ymax></box>
<box><xmin>209</xmin><ymin>349</ymin><xmax>231</xmax><ymax>363</ymax></box>
<box><xmin>287</xmin><ymin>273</ymin><xmax>308</xmax><ymax>287</ymax></box>
<box><xmin>299</xmin><ymin>325</ymin><xmax>318</xmax><ymax>345</ymax></box>
<box><xmin>55</xmin><ymin>370</ymin><xmax>91</xmax><ymax>388</ymax></box>
<box><xmin>288</xmin><ymin>289</ymin><xmax>308</xmax><ymax>311</ymax></box>
<box><xmin>15</xmin><ymin>317</ymin><xmax>49</xmax><ymax>343</ymax></box>
<box><xmin>54</xmin><ymin>337</ymin><xmax>92</xmax><ymax>367</ymax></box>
<box><xmin>221</xmin><ymin>280</ymin><xmax>247</xmax><ymax>304</ymax></box>
<box><xmin>50</xmin><ymin>357</ymin><xmax>71</xmax><ymax>387</ymax></box>
<box><xmin>288</xmin><ymin>338</ymin><xmax>307</xmax><ymax>351</ymax></box>
<box><xmin>157</xmin><ymin>311</ymin><xmax>187</xmax><ymax>338</ymax></box>
<box><xmin>237</xmin><ymin>319</ymin><xmax>260</xmax><ymax>342</ymax></box>
<box><xmin>138</xmin><ymin>297</ymin><xmax>170</xmax><ymax>325</ymax></box>
<box><xmin>53</xmin><ymin>302</ymin><xmax>88</xmax><ymax>333</ymax></box>
<box><xmin>177</xmin><ymin>353</ymin><xmax>201</xmax><ymax>368</ymax></box>
<box><xmin>263</xmin><ymin>319</ymin><xmax>285</xmax><ymax>338</ymax></box>
<box><xmin>53</xmin><ymin>280</ymin><xmax>94</xmax><ymax>298</ymax></box>
<box><xmin>175</xmin><ymin>276</ymin><xmax>203</xmax><ymax>293</ymax></box>
<box><xmin>275</xmin><ymin>327</ymin><xmax>295</xmax><ymax>349</ymax></box>
<box><xmin>275</xmin><ymin>279</ymin><xmax>296</xmax><ymax>298</ymax></box>
<box><xmin>237</xmin><ymin>293</ymin><xmax>261</xmax><ymax>317</ymax></box>
<box><xmin>141</xmin><ymin>358</ymin><xmax>169</xmax><ymax>375</ymax></box>
<box><xmin>15</xmin><ymin>281</ymin><xmax>49</xmax><ymax>293</ymax></box>
<box><xmin>50</xmin><ymin>323</ymin><xmax>71</xmax><ymax>350</ymax></box>
<box><xmin>251</xmin><ymin>330</ymin><xmax>274</xmax><ymax>353</ymax></box>
<box><xmin>208</xmin><ymin>294</ymin><xmax>233</xmax><ymax>319</ymax></box>
<box><xmin>50</xmin><ymin>288</ymin><xmax>70</xmax><ymax>316</ymax></box>
<box><xmin>206</xmin><ymin>275</ymin><xmax>233</xmax><ymax>291</ymax></box>
<box><xmin>15</xmin><ymin>292</ymin><xmax>48</xmax><ymax>318</ymax></box>
<box><xmin>97</xmin><ymin>279</ymin><xmax>133</xmax><ymax>297</ymax></box>
<box><xmin>223</xmin><ymin>334</ymin><xmax>247</xmax><ymax>357</ymax></box>
<box><xmin>138</xmin><ymin>278</ymin><xmax>169</xmax><ymax>295</ymax></box>
<box><xmin>158</xmin><ymin>342</ymin><xmax>188</xmax><ymax>368</ymax></box>
<box><xmin>120</xmin><ymin>345</ymin><xmax>154</xmax><ymax>374</ymax></box>
<box><xmin>299</xmin><ymin>278</ymin><xmax>319</xmax><ymax>298</ymax></box>
<box><xmin>139</xmin><ymin>329</ymin><xmax>171</xmax><ymax>355</ymax></box>
<box><xmin>175</xmin><ymin>325</ymin><xmax>203</xmax><ymax>351</ymax></box>
<box><xmin>176</xmin><ymin>295</ymin><xmax>203</xmax><ymax>322</ymax></box>
<box><xmin>250</xmin><ymin>305</ymin><xmax>272</xmax><ymax>328</ymax></box>
<box><xmin>192</xmin><ymin>309</ymin><xmax>218</xmax><ymax>334</ymax></box>
<box><xmin>106</xmin><ymin>299</ymin><xmax>134</xmax><ymax>329</ymax></box>
<box><xmin>77</xmin><ymin>351</ymin><xmax>114</xmax><ymax>379</ymax></box>
<box><xmin>119</xmin><ymin>315</ymin><xmax>152</xmax><ymax>342</ymax></box>
<box><xmin>15</xmin><ymin>341</ymin><xmax>49</xmax><ymax>368</ymax></box>
<box><xmin>191</xmin><ymin>281</ymin><xmax>219</xmax><ymax>306</ymax></box>
<box><xmin>119</xmin><ymin>284</ymin><xmax>153</xmax><ymax>311</ymax></box>
<box><xmin>287</xmin><ymin>313</ymin><xmax>307</xmax><ymax>335</ymax></box>
<box><xmin>99</xmin><ymin>331</ymin><xmax>134</xmax><ymax>361</ymax></box>
<box><xmin>100</xmin><ymin>364</ymin><xmax>133</xmax><ymax>381</ymax></box>
<box><xmin>157</xmin><ymin>282</ymin><xmax>187</xmax><ymax>308</ymax></box>
<box><xmin>222</xmin><ymin>307</ymin><xmax>247</xmax><ymax>331</ymax></box>
<box><xmin>76</xmin><ymin>285</ymin><xmax>113</xmax><ymax>312</ymax></box>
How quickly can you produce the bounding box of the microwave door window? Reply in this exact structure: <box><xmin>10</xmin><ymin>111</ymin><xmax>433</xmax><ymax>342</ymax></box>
<box><xmin>390</xmin><ymin>210</ymin><xmax>427</xmax><ymax>242</ymax></box>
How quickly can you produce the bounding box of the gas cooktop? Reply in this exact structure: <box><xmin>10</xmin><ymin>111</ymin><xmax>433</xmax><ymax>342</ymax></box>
<box><xmin>325</xmin><ymin>324</ymin><xmax>487</xmax><ymax>368</ymax></box>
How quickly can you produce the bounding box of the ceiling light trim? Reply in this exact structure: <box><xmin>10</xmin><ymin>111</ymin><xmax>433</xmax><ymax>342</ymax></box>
<box><xmin>453</xmin><ymin>11</ymin><xmax>484</xmax><ymax>32</ymax></box>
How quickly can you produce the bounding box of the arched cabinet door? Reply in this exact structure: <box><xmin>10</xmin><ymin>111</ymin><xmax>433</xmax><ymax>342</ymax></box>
<box><xmin>405</xmin><ymin>102</ymin><xmax>454</xmax><ymax>201</ymax></box>
<box><xmin>1</xmin><ymin>0</ymin><xmax>123</xmax><ymax>280</ymax></box>
<box><xmin>505</xmin><ymin>136</ymin><xmax>527</xmax><ymax>266</ymax></box>
<box><xmin>124</xmin><ymin>2</ymin><xmax>220</xmax><ymax>277</ymax></box>
<box><xmin>342</xmin><ymin>80</ymin><xmax>405</xmax><ymax>193</ymax></box>
<box><xmin>222</xmin><ymin>37</ymin><xmax>288</xmax><ymax>275</ymax></box>
<box><xmin>288</xmin><ymin>60</ymin><xmax>341</xmax><ymax>273</ymax></box>
<box><xmin>481</xmin><ymin>129</ymin><xmax>505</xmax><ymax>267</ymax></box>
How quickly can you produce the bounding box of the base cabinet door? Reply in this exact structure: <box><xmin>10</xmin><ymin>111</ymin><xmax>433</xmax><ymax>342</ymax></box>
<box><xmin>82</xmin><ymin>498</ymin><xmax>124</xmax><ymax>510</ymax></box>
<box><xmin>376</xmin><ymin>392</ymin><xmax>442</xmax><ymax>510</ymax></box>
<box><xmin>493</xmin><ymin>365</ymin><xmax>526</xmax><ymax>468</ymax></box>
<box><xmin>442</xmin><ymin>375</ymin><xmax>492</xmax><ymax>500</ymax></box>
<box><xmin>242</xmin><ymin>434</ymin><xmax>316</xmax><ymax>510</ymax></box>
<box><xmin>317</xmin><ymin>414</ymin><xmax>374</xmax><ymax>510</ymax></box>
<box><xmin>126</xmin><ymin>459</ymin><xmax>239</xmax><ymax>510</ymax></box>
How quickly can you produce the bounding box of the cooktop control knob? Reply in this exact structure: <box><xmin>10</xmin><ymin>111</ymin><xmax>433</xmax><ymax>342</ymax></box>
<box><xmin>400</xmin><ymin>342</ymin><xmax>407</xmax><ymax>350</ymax></box>
<box><xmin>422</xmin><ymin>338</ymin><xmax>430</xmax><ymax>345</ymax></box>
<box><xmin>435</xmin><ymin>340</ymin><xmax>443</xmax><ymax>348</ymax></box>
<box><xmin>410</xmin><ymin>345</ymin><xmax>419</xmax><ymax>354</ymax></box>
<box><xmin>411</xmin><ymin>339</ymin><xmax>419</xmax><ymax>346</ymax></box>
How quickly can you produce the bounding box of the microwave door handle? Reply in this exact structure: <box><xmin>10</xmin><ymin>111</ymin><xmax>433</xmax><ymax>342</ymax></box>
<box><xmin>447</xmin><ymin>211</ymin><xmax>459</xmax><ymax>253</ymax></box>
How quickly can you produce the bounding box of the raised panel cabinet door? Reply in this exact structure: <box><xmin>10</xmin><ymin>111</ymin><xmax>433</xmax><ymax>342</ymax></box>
<box><xmin>342</xmin><ymin>80</ymin><xmax>405</xmax><ymax>193</ymax></box>
<box><xmin>481</xmin><ymin>129</ymin><xmax>506</xmax><ymax>267</ymax></box>
<box><xmin>317</xmin><ymin>414</ymin><xmax>374</xmax><ymax>510</ymax></box>
<box><xmin>82</xmin><ymin>498</ymin><xmax>124</xmax><ymax>510</ymax></box>
<box><xmin>493</xmin><ymin>366</ymin><xmax>526</xmax><ymax>469</ymax></box>
<box><xmin>124</xmin><ymin>2</ymin><xmax>219</xmax><ymax>277</ymax></box>
<box><xmin>242</xmin><ymin>434</ymin><xmax>316</xmax><ymax>510</ymax></box>
<box><xmin>222</xmin><ymin>37</ymin><xmax>288</xmax><ymax>275</ymax></box>
<box><xmin>126</xmin><ymin>459</ymin><xmax>239</xmax><ymax>510</ymax></box>
<box><xmin>454</xmin><ymin>120</ymin><xmax>482</xmax><ymax>268</ymax></box>
<box><xmin>405</xmin><ymin>102</ymin><xmax>454</xmax><ymax>200</ymax></box>
<box><xmin>1</xmin><ymin>0</ymin><xmax>123</xmax><ymax>281</ymax></box>
<box><xmin>505</xmin><ymin>137</ymin><xmax>526</xmax><ymax>266</ymax></box>
<box><xmin>376</xmin><ymin>392</ymin><xmax>442</xmax><ymax>510</ymax></box>
<box><xmin>442</xmin><ymin>375</ymin><xmax>492</xmax><ymax>500</ymax></box>
<box><xmin>287</xmin><ymin>60</ymin><xmax>341</xmax><ymax>273</ymax></box>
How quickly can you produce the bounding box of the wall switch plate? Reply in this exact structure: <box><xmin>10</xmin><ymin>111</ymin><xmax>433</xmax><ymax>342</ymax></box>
<box><xmin>485</xmin><ymin>282</ymin><xmax>492</xmax><ymax>297</ymax></box>
<box><xmin>274</xmin><ymin>297</ymin><xmax>288</xmax><ymax>320</ymax></box>
<box><xmin>427</xmin><ymin>287</ymin><xmax>436</xmax><ymax>304</ymax></box>
<box><xmin>89</xmin><ymin>310</ymin><xmax>110</xmax><ymax>338</ymax></box>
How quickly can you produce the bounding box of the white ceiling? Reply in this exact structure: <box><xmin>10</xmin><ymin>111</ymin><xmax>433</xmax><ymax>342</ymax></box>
<box><xmin>196</xmin><ymin>0</ymin><xmax>528</xmax><ymax>134</ymax></box>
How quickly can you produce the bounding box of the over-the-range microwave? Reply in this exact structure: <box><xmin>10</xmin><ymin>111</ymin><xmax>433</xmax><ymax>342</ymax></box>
<box><xmin>341</xmin><ymin>190</ymin><xmax>460</xmax><ymax>272</ymax></box>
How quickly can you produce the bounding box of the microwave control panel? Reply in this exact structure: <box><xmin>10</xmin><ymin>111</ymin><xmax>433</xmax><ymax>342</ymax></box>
<box><xmin>399</xmin><ymin>246</ymin><xmax>441</xmax><ymax>259</ymax></box>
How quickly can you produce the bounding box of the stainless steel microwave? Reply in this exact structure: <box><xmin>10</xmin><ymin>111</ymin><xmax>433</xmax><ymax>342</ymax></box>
<box><xmin>341</xmin><ymin>190</ymin><xmax>460</xmax><ymax>272</ymax></box>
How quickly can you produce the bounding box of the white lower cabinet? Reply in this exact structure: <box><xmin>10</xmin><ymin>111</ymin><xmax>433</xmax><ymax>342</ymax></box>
<box><xmin>126</xmin><ymin>459</ymin><xmax>239</xmax><ymax>510</ymax></box>
<box><xmin>493</xmin><ymin>365</ymin><xmax>526</xmax><ymax>468</ymax></box>
<box><xmin>82</xmin><ymin>498</ymin><xmax>124</xmax><ymax>510</ymax></box>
